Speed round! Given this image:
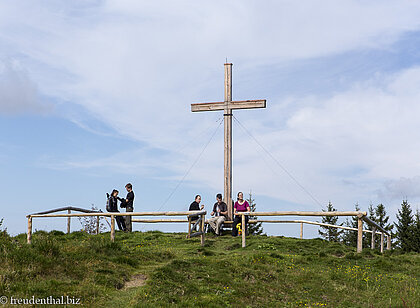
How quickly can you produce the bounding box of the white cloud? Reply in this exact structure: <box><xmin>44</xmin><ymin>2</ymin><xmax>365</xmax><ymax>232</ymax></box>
<box><xmin>0</xmin><ymin>60</ymin><xmax>53</xmax><ymax>114</ymax></box>
<box><xmin>2</xmin><ymin>1</ymin><xmax>420</xmax><ymax>212</ymax></box>
<box><xmin>377</xmin><ymin>176</ymin><xmax>420</xmax><ymax>201</ymax></box>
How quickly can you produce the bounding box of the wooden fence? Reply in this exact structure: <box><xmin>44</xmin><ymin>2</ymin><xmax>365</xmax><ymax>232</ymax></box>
<box><xmin>26</xmin><ymin>210</ymin><xmax>207</xmax><ymax>246</ymax></box>
<box><xmin>26</xmin><ymin>209</ymin><xmax>391</xmax><ymax>253</ymax></box>
<box><xmin>236</xmin><ymin>211</ymin><xmax>391</xmax><ymax>252</ymax></box>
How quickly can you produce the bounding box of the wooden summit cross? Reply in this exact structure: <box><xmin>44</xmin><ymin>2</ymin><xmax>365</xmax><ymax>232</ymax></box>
<box><xmin>191</xmin><ymin>63</ymin><xmax>266</xmax><ymax>219</ymax></box>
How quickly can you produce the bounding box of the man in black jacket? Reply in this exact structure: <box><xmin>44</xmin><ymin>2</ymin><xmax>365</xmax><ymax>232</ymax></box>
<box><xmin>208</xmin><ymin>193</ymin><xmax>228</xmax><ymax>236</ymax></box>
<box><xmin>121</xmin><ymin>183</ymin><xmax>135</xmax><ymax>232</ymax></box>
<box><xmin>189</xmin><ymin>195</ymin><xmax>204</xmax><ymax>231</ymax></box>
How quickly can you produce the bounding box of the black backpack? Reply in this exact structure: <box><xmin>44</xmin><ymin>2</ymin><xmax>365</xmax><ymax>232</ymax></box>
<box><xmin>106</xmin><ymin>193</ymin><xmax>111</xmax><ymax>212</ymax></box>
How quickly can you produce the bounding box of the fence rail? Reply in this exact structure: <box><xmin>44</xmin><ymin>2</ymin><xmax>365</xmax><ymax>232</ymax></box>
<box><xmin>26</xmin><ymin>209</ymin><xmax>391</xmax><ymax>253</ymax></box>
<box><xmin>26</xmin><ymin>210</ymin><xmax>207</xmax><ymax>246</ymax></box>
<box><xmin>236</xmin><ymin>211</ymin><xmax>391</xmax><ymax>252</ymax></box>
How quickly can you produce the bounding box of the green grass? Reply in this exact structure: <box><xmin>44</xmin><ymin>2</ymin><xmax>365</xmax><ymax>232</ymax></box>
<box><xmin>0</xmin><ymin>230</ymin><xmax>419</xmax><ymax>307</ymax></box>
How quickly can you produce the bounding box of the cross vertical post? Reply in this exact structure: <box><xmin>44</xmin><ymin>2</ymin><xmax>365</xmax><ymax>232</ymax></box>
<box><xmin>191</xmin><ymin>63</ymin><xmax>266</xmax><ymax>221</ymax></box>
<box><xmin>224</xmin><ymin>63</ymin><xmax>233</xmax><ymax>219</ymax></box>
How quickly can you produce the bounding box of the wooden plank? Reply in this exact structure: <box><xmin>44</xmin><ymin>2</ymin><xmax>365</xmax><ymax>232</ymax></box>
<box><xmin>300</xmin><ymin>222</ymin><xmax>303</xmax><ymax>239</ymax></box>
<box><xmin>29</xmin><ymin>211</ymin><xmax>207</xmax><ymax>218</ymax></box>
<box><xmin>191</xmin><ymin>101</ymin><xmax>225</xmax><ymax>112</ymax></box>
<box><xmin>189</xmin><ymin>231</ymin><xmax>204</xmax><ymax>238</ymax></box>
<box><xmin>187</xmin><ymin>216</ymin><xmax>191</xmax><ymax>238</ymax></box>
<box><xmin>380</xmin><ymin>233</ymin><xmax>384</xmax><ymax>253</ymax></box>
<box><xmin>27</xmin><ymin>217</ymin><xmax>32</xmax><ymax>244</ymax></box>
<box><xmin>200</xmin><ymin>214</ymin><xmax>205</xmax><ymax>246</ymax></box>
<box><xmin>67</xmin><ymin>209</ymin><xmax>71</xmax><ymax>234</ymax></box>
<box><xmin>110</xmin><ymin>215</ymin><xmax>115</xmax><ymax>242</ymax></box>
<box><xmin>236</xmin><ymin>211</ymin><xmax>367</xmax><ymax>217</ymax></box>
<box><xmin>387</xmin><ymin>235</ymin><xmax>391</xmax><ymax>250</ymax></box>
<box><xmin>187</xmin><ymin>212</ymin><xmax>206</xmax><ymax>218</ymax></box>
<box><xmin>133</xmin><ymin>219</ymin><xmax>188</xmax><ymax>223</ymax></box>
<box><xmin>191</xmin><ymin>100</ymin><xmax>266</xmax><ymax>112</ymax></box>
<box><xmin>242</xmin><ymin>214</ymin><xmax>246</xmax><ymax>248</ymax></box>
<box><xmin>371</xmin><ymin>227</ymin><xmax>376</xmax><ymax>249</ymax></box>
<box><xmin>224</xmin><ymin>63</ymin><xmax>233</xmax><ymax>219</ymax></box>
<box><xmin>28</xmin><ymin>206</ymin><xmax>102</xmax><ymax>216</ymax></box>
<box><xmin>256</xmin><ymin>219</ymin><xmax>382</xmax><ymax>234</ymax></box>
<box><xmin>357</xmin><ymin>218</ymin><xmax>363</xmax><ymax>253</ymax></box>
<box><xmin>96</xmin><ymin>215</ymin><xmax>100</xmax><ymax>234</ymax></box>
<box><xmin>362</xmin><ymin>216</ymin><xmax>390</xmax><ymax>235</ymax></box>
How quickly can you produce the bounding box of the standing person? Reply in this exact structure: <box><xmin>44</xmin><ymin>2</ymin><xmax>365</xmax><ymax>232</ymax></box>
<box><xmin>107</xmin><ymin>190</ymin><xmax>126</xmax><ymax>231</ymax></box>
<box><xmin>232</xmin><ymin>192</ymin><xmax>251</xmax><ymax>236</ymax></box>
<box><xmin>208</xmin><ymin>193</ymin><xmax>228</xmax><ymax>236</ymax></box>
<box><xmin>120</xmin><ymin>183</ymin><xmax>135</xmax><ymax>232</ymax></box>
<box><xmin>189</xmin><ymin>195</ymin><xmax>204</xmax><ymax>231</ymax></box>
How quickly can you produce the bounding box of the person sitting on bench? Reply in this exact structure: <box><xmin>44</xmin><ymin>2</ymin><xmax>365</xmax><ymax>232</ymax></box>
<box><xmin>208</xmin><ymin>193</ymin><xmax>228</xmax><ymax>236</ymax></box>
<box><xmin>232</xmin><ymin>192</ymin><xmax>250</xmax><ymax>236</ymax></box>
<box><xmin>189</xmin><ymin>195</ymin><xmax>204</xmax><ymax>231</ymax></box>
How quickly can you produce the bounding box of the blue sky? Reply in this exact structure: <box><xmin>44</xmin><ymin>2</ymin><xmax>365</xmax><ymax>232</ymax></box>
<box><xmin>2</xmin><ymin>1</ymin><xmax>420</xmax><ymax>237</ymax></box>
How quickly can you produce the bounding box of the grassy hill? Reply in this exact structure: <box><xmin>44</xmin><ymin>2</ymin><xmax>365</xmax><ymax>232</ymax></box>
<box><xmin>0</xmin><ymin>230</ymin><xmax>419</xmax><ymax>307</ymax></box>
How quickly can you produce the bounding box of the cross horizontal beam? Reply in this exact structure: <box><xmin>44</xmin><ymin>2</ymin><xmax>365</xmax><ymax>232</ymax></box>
<box><xmin>191</xmin><ymin>99</ymin><xmax>266</xmax><ymax>112</ymax></box>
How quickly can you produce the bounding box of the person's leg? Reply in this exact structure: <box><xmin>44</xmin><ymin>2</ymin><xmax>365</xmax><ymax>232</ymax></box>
<box><xmin>116</xmin><ymin>216</ymin><xmax>123</xmax><ymax>231</ymax></box>
<box><xmin>215</xmin><ymin>216</ymin><xmax>226</xmax><ymax>235</ymax></box>
<box><xmin>232</xmin><ymin>216</ymin><xmax>239</xmax><ymax>236</ymax></box>
<box><xmin>118</xmin><ymin>216</ymin><xmax>127</xmax><ymax>231</ymax></box>
<box><xmin>208</xmin><ymin>217</ymin><xmax>217</xmax><ymax>233</ymax></box>
<box><xmin>125</xmin><ymin>207</ymin><xmax>133</xmax><ymax>232</ymax></box>
<box><xmin>245</xmin><ymin>216</ymin><xmax>249</xmax><ymax>235</ymax></box>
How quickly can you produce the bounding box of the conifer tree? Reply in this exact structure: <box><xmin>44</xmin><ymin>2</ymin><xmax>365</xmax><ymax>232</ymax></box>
<box><xmin>246</xmin><ymin>192</ymin><xmax>264</xmax><ymax>235</ymax></box>
<box><xmin>375</xmin><ymin>203</ymin><xmax>393</xmax><ymax>232</ymax></box>
<box><xmin>366</xmin><ymin>203</ymin><xmax>377</xmax><ymax>248</ymax></box>
<box><xmin>318</xmin><ymin>201</ymin><xmax>342</xmax><ymax>242</ymax></box>
<box><xmin>342</xmin><ymin>203</ymin><xmax>364</xmax><ymax>246</ymax></box>
<box><xmin>413</xmin><ymin>209</ymin><xmax>420</xmax><ymax>253</ymax></box>
<box><xmin>395</xmin><ymin>200</ymin><xmax>414</xmax><ymax>252</ymax></box>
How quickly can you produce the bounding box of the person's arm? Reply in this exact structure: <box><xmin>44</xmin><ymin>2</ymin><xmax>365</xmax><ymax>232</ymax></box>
<box><xmin>220</xmin><ymin>203</ymin><xmax>228</xmax><ymax>216</ymax></box>
<box><xmin>126</xmin><ymin>192</ymin><xmax>134</xmax><ymax>203</ymax></box>
<box><xmin>200</xmin><ymin>204</ymin><xmax>204</xmax><ymax>210</ymax></box>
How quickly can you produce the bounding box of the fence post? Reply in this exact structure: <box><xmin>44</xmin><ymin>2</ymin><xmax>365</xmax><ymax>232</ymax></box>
<box><xmin>300</xmin><ymin>222</ymin><xmax>303</xmax><ymax>239</ymax></box>
<box><xmin>96</xmin><ymin>215</ymin><xmax>100</xmax><ymax>234</ymax></box>
<box><xmin>242</xmin><ymin>214</ymin><xmax>246</xmax><ymax>248</ymax></box>
<box><xmin>371</xmin><ymin>227</ymin><xmax>376</xmax><ymax>249</ymax></box>
<box><xmin>111</xmin><ymin>215</ymin><xmax>115</xmax><ymax>242</ymax></box>
<box><xmin>67</xmin><ymin>209</ymin><xmax>71</xmax><ymax>234</ymax></box>
<box><xmin>27</xmin><ymin>216</ymin><xmax>32</xmax><ymax>244</ymax></box>
<box><xmin>387</xmin><ymin>235</ymin><xmax>391</xmax><ymax>250</ymax></box>
<box><xmin>200</xmin><ymin>214</ymin><xmax>205</xmax><ymax>246</ymax></box>
<box><xmin>187</xmin><ymin>216</ymin><xmax>191</xmax><ymax>238</ymax></box>
<box><xmin>380</xmin><ymin>232</ymin><xmax>384</xmax><ymax>253</ymax></box>
<box><xmin>357</xmin><ymin>217</ymin><xmax>363</xmax><ymax>253</ymax></box>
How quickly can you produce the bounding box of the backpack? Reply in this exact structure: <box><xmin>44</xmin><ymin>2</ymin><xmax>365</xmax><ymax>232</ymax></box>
<box><xmin>106</xmin><ymin>194</ymin><xmax>111</xmax><ymax>212</ymax></box>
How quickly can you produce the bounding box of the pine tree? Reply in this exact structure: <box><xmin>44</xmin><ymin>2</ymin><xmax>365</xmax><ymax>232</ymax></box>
<box><xmin>366</xmin><ymin>203</ymin><xmax>377</xmax><ymax>248</ymax></box>
<box><xmin>394</xmin><ymin>200</ymin><xmax>415</xmax><ymax>252</ymax></box>
<box><xmin>375</xmin><ymin>203</ymin><xmax>394</xmax><ymax>240</ymax></box>
<box><xmin>413</xmin><ymin>209</ymin><xmax>420</xmax><ymax>253</ymax></box>
<box><xmin>246</xmin><ymin>192</ymin><xmax>264</xmax><ymax>235</ymax></box>
<box><xmin>318</xmin><ymin>201</ymin><xmax>343</xmax><ymax>242</ymax></box>
<box><xmin>342</xmin><ymin>203</ymin><xmax>362</xmax><ymax>246</ymax></box>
